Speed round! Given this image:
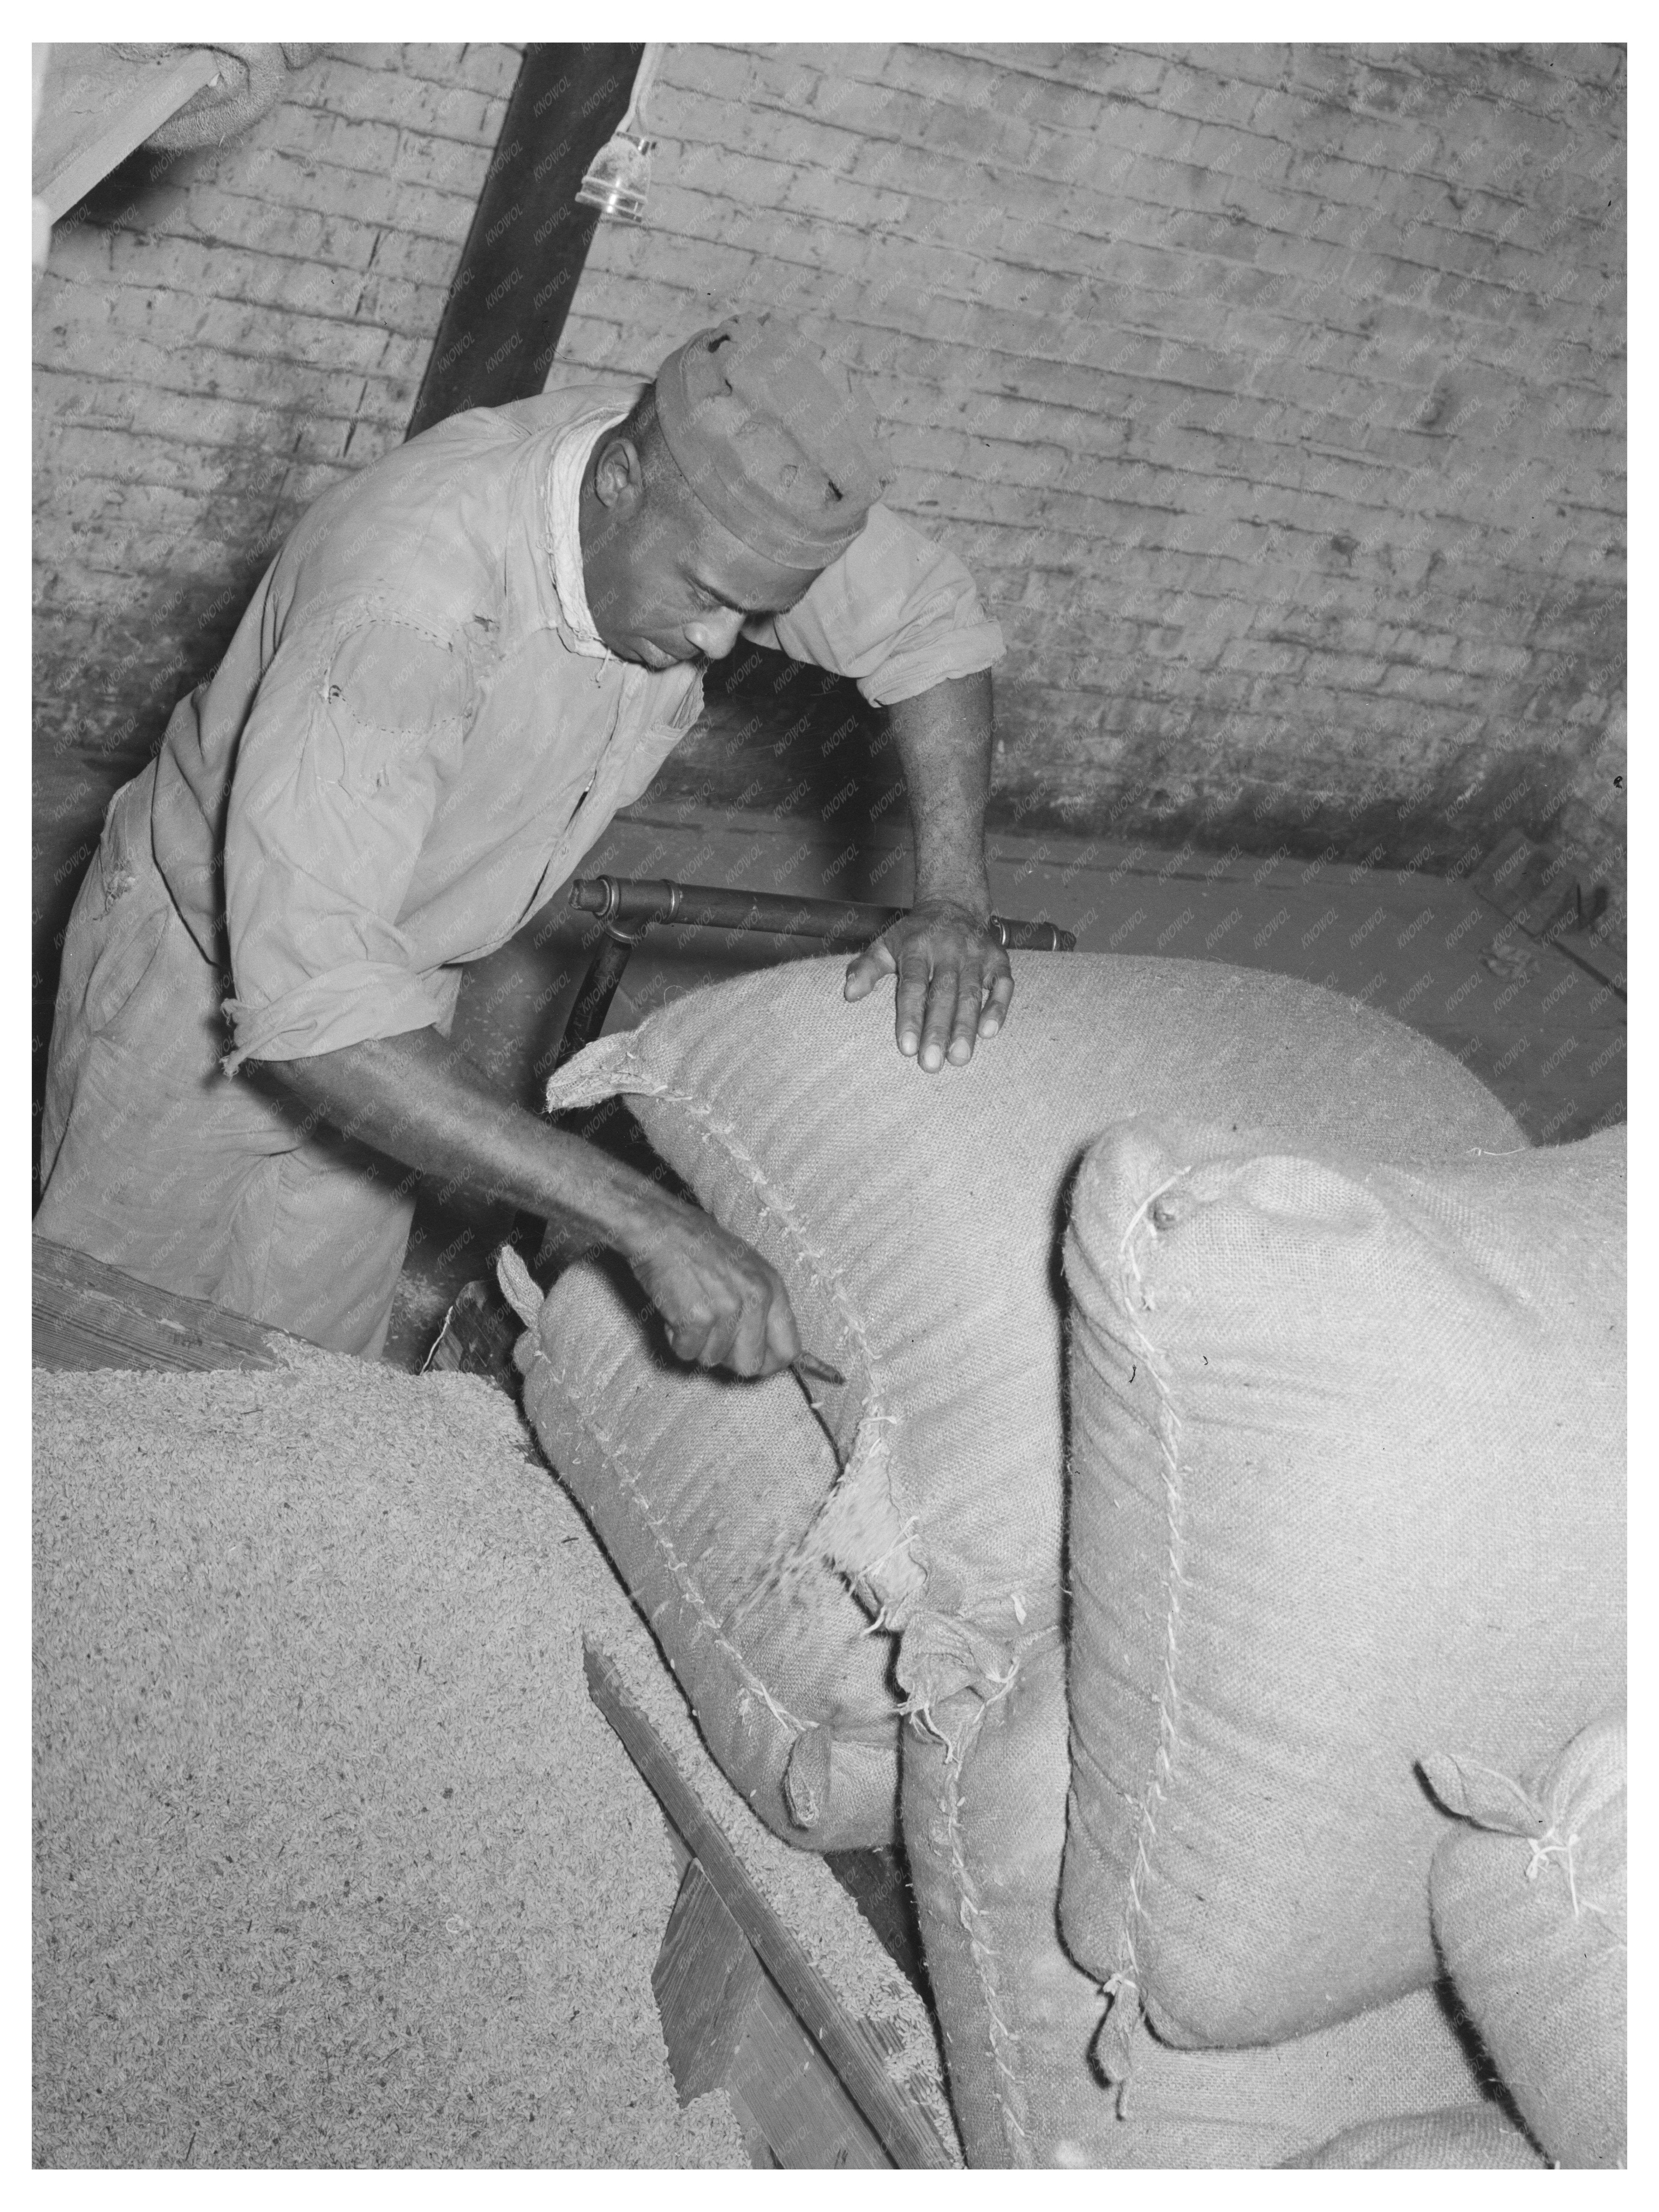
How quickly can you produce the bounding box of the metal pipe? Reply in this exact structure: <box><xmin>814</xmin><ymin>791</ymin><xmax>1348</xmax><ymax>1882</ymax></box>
<box><xmin>569</xmin><ymin>876</ymin><xmax>1075</xmax><ymax>952</ymax></box>
<box><xmin>551</xmin><ymin>925</ymin><xmax>643</xmax><ymax>1073</ymax></box>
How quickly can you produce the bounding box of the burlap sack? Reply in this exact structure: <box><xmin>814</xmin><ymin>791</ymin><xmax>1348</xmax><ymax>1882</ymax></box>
<box><xmin>543</xmin><ymin>953</ymin><xmax>1521</xmax><ymax>1727</ymax></box>
<box><xmin>1425</xmin><ymin>1709</ymin><xmax>1627</xmax><ymax>2168</ymax></box>
<box><xmin>1060</xmin><ymin>1119</ymin><xmax>1625</xmax><ymax>2057</ymax></box>
<box><xmin>1284</xmin><ymin>2109</ymin><xmax>1544</xmax><ymax>2169</ymax></box>
<box><xmin>506</xmin><ymin>1248</ymin><xmax>901</xmax><ymax>1850</ymax></box>
<box><xmin>899</xmin><ymin>1651</ymin><xmax>1493</xmax><ymax>2167</ymax></box>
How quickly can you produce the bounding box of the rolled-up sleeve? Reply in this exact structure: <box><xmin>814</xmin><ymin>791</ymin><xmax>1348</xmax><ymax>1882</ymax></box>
<box><xmin>221</xmin><ymin>610</ymin><xmax>469</xmax><ymax>1071</ymax></box>
<box><xmin>745</xmin><ymin>502</ymin><xmax>1004</xmax><ymax>708</ymax></box>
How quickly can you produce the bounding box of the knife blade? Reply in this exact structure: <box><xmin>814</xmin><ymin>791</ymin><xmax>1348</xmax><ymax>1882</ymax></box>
<box><xmin>791</xmin><ymin>1350</ymin><xmax>846</xmax><ymax>1388</ymax></box>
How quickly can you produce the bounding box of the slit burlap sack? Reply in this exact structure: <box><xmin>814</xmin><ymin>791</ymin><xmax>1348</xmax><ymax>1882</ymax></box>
<box><xmin>505</xmin><ymin>1246</ymin><xmax>902</xmax><ymax>1851</ymax></box>
<box><xmin>543</xmin><ymin>953</ymin><xmax>1522</xmax><ymax>1734</ymax></box>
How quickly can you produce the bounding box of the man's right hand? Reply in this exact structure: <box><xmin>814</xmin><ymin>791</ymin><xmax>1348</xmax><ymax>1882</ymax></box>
<box><xmin>258</xmin><ymin>1025</ymin><xmax>802</xmax><ymax>1384</ymax></box>
<box><xmin>620</xmin><ymin>1197</ymin><xmax>801</xmax><ymax>1379</ymax></box>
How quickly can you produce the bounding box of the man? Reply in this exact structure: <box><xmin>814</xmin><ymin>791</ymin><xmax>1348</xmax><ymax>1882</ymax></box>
<box><xmin>37</xmin><ymin>313</ymin><xmax>1012</xmax><ymax>1373</ymax></box>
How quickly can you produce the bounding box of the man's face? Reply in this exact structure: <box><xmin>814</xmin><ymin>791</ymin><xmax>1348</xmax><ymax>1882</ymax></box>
<box><xmin>578</xmin><ymin>426</ymin><xmax>821</xmax><ymax>670</ymax></box>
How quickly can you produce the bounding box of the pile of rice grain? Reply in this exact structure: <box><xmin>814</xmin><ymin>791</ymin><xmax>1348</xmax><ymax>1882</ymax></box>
<box><xmin>33</xmin><ymin>1348</ymin><xmax>954</xmax><ymax>2169</ymax></box>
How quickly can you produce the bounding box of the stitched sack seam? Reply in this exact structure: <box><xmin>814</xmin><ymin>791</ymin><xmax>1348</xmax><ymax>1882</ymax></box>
<box><xmin>641</xmin><ymin>1081</ymin><xmax>886</xmax><ymax>1386</ymax></box>
<box><xmin>628</xmin><ymin>1082</ymin><xmax>934</xmax><ymax>1624</ymax></box>
<box><xmin>930</xmin><ymin>1709</ymin><xmax>1033</xmax><ymax>2163</ymax></box>
<box><xmin>529</xmin><ymin>1352</ymin><xmax>807</xmax><ymax>1739</ymax></box>
<box><xmin>1099</xmin><ymin>1170</ymin><xmax>1192</xmax><ymax>2082</ymax></box>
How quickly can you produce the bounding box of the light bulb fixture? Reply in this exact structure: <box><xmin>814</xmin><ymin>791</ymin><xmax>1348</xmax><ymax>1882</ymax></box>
<box><xmin>577</xmin><ymin>43</ymin><xmax>663</xmax><ymax>225</ymax></box>
<box><xmin>576</xmin><ymin>131</ymin><xmax>652</xmax><ymax>224</ymax></box>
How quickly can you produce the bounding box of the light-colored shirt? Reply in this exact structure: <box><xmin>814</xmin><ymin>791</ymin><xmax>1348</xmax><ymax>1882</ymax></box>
<box><xmin>147</xmin><ymin>377</ymin><xmax>1004</xmax><ymax>1071</ymax></box>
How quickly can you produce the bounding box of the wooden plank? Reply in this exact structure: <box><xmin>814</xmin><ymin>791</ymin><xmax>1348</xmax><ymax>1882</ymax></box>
<box><xmin>655</xmin><ymin>1858</ymin><xmax>769</xmax><ymax>2105</ymax></box>
<box><xmin>725</xmin><ymin>1979</ymin><xmax>895</xmax><ymax>2165</ymax></box>
<box><xmin>654</xmin><ymin>1855</ymin><xmax>895</xmax><ymax>2169</ymax></box>
<box><xmin>34</xmin><ymin>47</ymin><xmax>223</xmax><ymax>220</ymax></box>
<box><xmin>584</xmin><ymin>1638</ymin><xmax>951</xmax><ymax>2170</ymax></box>
<box><xmin>32</xmin><ymin>1235</ymin><xmax>301</xmax><ymax>1374</ymax></box>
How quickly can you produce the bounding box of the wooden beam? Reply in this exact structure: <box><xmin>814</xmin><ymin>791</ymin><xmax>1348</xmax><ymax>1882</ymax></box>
<box><xmin>32</xmin><ymin>1235</ymin><xmax>301</xmax><ymax>1373</ymax></box>
<box><xmin>584</xmin><ymin>1638</ymin><xmax>951</xmax><ymax>2170</ymax></box>
<box><xmin>34</xmin><ymin>47</ymin><xmax>223</xmax><ymax>222</ymax></box>
<box><xmin>655</xmin><ymin>1861</ymin><xmax>891</xmax><ymax>2169</ymax></box>
<box><xmin>405</xmin><ymin>43</ymin><xmax>644</xmax><ymax>439</ymax></box>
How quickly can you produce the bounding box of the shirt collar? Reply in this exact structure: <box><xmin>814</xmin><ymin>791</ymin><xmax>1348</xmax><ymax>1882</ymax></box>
<box><xmin>545</xmin><ymin>405</ymin><xmax>630</xmax><ymax>662</ymax></box>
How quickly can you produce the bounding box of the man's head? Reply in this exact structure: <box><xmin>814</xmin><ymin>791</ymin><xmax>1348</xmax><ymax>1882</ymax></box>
<box><xmin>577</xmin><ymin>314</ymin><xmax>891</xmax><ymax>669</ymax></box>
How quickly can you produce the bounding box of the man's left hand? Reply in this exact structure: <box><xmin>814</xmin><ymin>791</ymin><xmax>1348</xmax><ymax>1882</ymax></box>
<box><xmin>843</xmin><ymin>899</ymin><xmax>1014</xmax><ymax>1071</ymax></box>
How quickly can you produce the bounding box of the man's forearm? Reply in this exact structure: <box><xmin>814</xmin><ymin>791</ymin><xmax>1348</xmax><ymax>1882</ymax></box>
<box><xmin>261</xmin><ymin>1022</ymin><xmax>802</xmax><ymax>1377</ymax></box>
<box><xmin>886</xmin><ymin>669</ymin><xmax>995</xmax><ymax>915</ymax></box>
<box><xmin>259</xmin><ymin>1024</ymin><xmax>671</xmax><ymax>1259</ymax></box>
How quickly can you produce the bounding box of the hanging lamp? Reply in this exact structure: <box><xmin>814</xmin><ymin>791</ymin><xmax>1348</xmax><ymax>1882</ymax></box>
<box><xmin>576</xmin><ymin>43</ymin><xmax>663</xmax><ymax>225</ymax></box>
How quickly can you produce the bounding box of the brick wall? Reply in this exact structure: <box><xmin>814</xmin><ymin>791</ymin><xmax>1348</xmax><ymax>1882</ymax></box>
<box><xmin>546</xmin><ymin>42</ymin><xmax>1626</xmax><ymax>913</ymax></box>
<box><xmin>32</xmin><ymin>41</ymin><xmax>521</xmax><ymax>869</ymax></box>
<box><xmin>33</xmin><ymin>40</ymin><xmax>1628</xmax><ymax>942</ymax></box>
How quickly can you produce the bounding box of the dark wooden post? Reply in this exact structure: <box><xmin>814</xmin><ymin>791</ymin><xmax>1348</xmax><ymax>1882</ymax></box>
<box><xmin>406</xmin><ymin>42</ymin><xmax>644</xmax><ymax>438</ymax></box>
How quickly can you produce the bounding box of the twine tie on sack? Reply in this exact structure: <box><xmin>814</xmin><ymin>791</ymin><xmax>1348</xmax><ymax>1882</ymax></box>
<box><xmin>1525</xmin><ymin>1827</ymin><xmax>1580</xmax><ymax>1911</ymax></box>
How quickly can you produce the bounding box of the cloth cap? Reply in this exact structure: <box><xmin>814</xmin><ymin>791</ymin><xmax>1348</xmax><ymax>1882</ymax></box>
<box><xmin>652</xmin><ymin>314</ymin><xmax>893</xmax><ymax>569</ymax></box>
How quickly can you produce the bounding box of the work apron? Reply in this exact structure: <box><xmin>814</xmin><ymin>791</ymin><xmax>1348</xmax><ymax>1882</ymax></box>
<box><xmin>36</xmin><ymin>764</ymin><xmax>417</xmax><ymax>1358</ymax></box>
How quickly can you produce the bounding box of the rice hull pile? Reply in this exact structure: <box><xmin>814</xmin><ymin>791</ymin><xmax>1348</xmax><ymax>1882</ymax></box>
<box><xmin>33</xmin><ymin>1352</ymin><xmax>951</xmax><ymax>2168</ymax></box>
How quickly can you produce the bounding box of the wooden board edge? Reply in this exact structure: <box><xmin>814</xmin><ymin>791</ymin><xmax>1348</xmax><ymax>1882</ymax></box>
<box><xmin>584</xmin><ymin>1638</ymin><xmax>952</xmax><ymax>2169</ymax></box>
<box><xmin>32</xmin><ymin>1233</ymin><xmax>301</xmax><ymax>1373</ymax></box>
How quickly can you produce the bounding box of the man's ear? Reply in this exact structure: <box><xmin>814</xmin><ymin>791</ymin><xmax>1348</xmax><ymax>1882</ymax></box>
<box><xmin>591</xmin><ymin>433</ymin><xmax>647</xmax><ymax>513</ymax></box>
